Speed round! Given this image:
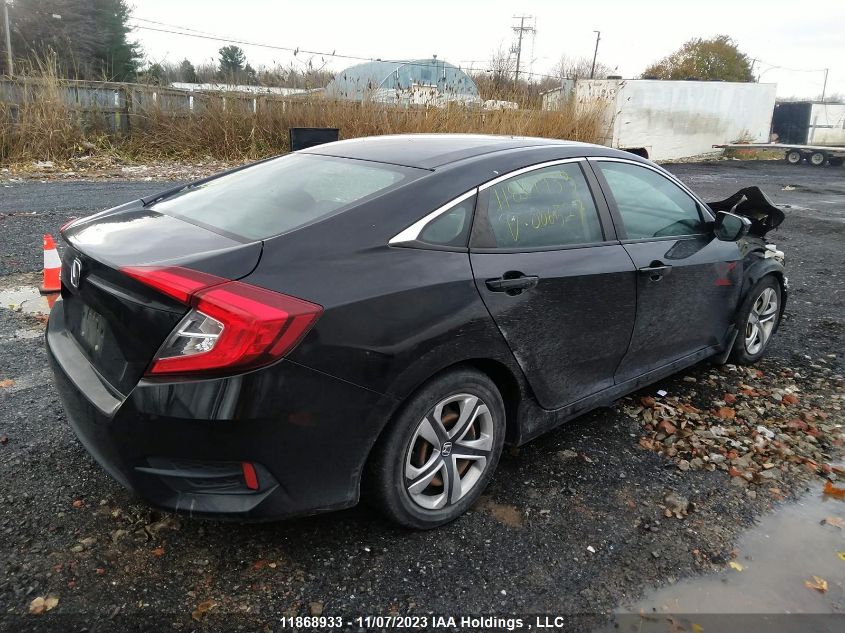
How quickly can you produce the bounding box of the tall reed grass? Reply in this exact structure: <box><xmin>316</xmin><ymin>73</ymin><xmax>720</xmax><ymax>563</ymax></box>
<box><xmin>1</xmin><ymin>65</ymin><xmax>609</xmax><ymax>164</ymax></box>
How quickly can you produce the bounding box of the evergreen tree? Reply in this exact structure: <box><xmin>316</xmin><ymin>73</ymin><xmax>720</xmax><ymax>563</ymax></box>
<box><xmin>4</xmin><ymin>0</ymin><xmax>139</xmax><ymax>79</ymax></box>
<box><xmin>179</xmin><ymin>58</ymin><xmax>198</xmax><ymax>83</ymax></box>
<box><xmin>92</xmin><ymin>0</ymin><xmax>139</xmax><ymax>81</ymax></box>
<box><xmin>218</xmin><ymin>45</ymin><xmax>246</xmax><ymax>81</ymax></box>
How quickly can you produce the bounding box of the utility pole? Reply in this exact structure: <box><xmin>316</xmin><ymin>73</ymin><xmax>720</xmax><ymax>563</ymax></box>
<box><xmin>590</xmin><ymin>30</ymin><xmax>601</xmax><ymax>79</ymax></box>
<box><xmin>3</xmin><ymin>0</ymin><xmax>12</xmax><ymax>78</ymax></box>
<box><xmin>821</xmin><ymin>68</ymin><xmax>829</xmax><ymax>102</ymax></box>
<box><xmin>511</xmin><ymin>15</ymin><xmax>535</xmax><ymax>83</ymax></box>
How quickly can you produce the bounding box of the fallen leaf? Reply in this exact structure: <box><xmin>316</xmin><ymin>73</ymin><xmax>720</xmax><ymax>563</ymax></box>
<box><xmin>28</xmin><ymin>595</ymin><xmax>59</xmax><ymax>614</ymax></box>
<box><xmin>657</xmin><ymin>419</ymin><xmax>677</xmax><ymax>435</ymax></box>
<box><xmin>640</xmin><ymin>396</ymin><xmax>656</xmax><ymax>407</ymax></box>
<box><xmin>151</xmin><ymin>547</ymin><xmax>165</xmax><ymax>557</ymax></box>
<box><xmin>728</xmin><ymin>561</ymin><xmax>744</xmax><ymax>572</ymax></box>
<box><xmin>191</xmin><ymin>600</ymin><xmax>217</xmax><ymax>621</ymax></box>
<box><xmin>716</xmin><ymin>407</ymin><xmax>736</xmax><ymax>420</ymax></box>
<box><xmin>804</xmin><ymin>576</ymin><xmax>828</xmax><ymax>593</ymax></box>
<box><xmin>0</xmin><ymin>379</ymin><xmax>14</xmax><ymax>388</ymax></box>
<box><xmin>822</xmin><ymin>517</ymin><xmax>845</xmax><ymax>530</ymax></box>
<box><xmin>692</xmin><ymin>624</ymin><xmax>704</xmax><ymax>633</ymax></box>
<box><xmin>837</xmin><ymin>552</ymin><xmax>845</xmax><ymax>562</ymax></box>
<box><xmin>0</xmin><ymin>435</ymin><xmax>7</xmax><ymax>445</ymax></box>
<box><xmin>72</xmin><ymin>499</ymin><xmax>84</xmax><ymax>509</ymax></box>
<box><xmin>823</xmin><ymin>481</ymin><xmax>845</xmax><ymax>499</ymax></box>
<box><xmin>640</xmin><ymin>437</ymin><xmax>654</xmax><ymax>451</ymax></box>
<box><xmin>782</xmin><ymin>393</ymin><xmax>799</xmax><ymax>405</ymax></box>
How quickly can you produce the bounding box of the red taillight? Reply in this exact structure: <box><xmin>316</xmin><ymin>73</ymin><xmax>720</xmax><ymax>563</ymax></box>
<box><xmin>121</xmin><ymin>266</ymin><xmax>322</xmax><ymax>377</ymax></box>
<box><xmin>123</xmin><ymin>266</ymin><xmax>225</xmax><ymax>304</ymax></box>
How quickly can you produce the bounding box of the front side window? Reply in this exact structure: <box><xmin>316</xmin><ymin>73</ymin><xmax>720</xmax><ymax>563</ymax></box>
<box><xmin>474</xmin><ymin>163</ymin><xmax>603</xmax><ymax>249</ymax></box>
<box><xmin>151</xmin><ymin>154</ymin><xmax>416</xmax><ymax>240</ymax></box>
<box><xmin>596</xmin><ymin>162</ymin><xmax>705</xmax><ymax>239</ymax></box>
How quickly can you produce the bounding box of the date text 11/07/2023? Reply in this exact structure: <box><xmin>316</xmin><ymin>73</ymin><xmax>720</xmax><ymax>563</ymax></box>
<box><xmin>278</xmin><ymin>615</ymin><xmax>581</xmax><ymax>630</ymax></box>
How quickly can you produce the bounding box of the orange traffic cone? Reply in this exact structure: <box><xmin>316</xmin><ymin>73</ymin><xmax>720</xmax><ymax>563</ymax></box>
<box><xmin>39</xmin><ymin>234</ymin><xmax>62</xmax><ymax>294</ymax></box>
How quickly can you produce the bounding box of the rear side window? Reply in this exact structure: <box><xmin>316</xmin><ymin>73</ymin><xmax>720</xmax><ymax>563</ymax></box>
<box><xmin>596</xmin><ymin>161</ymin><xmax>705</xmax><ymax>239</ymax></box>
<box><xmin>474</xmin><ymin>163</ymin><xmax>603</xmax><ymax>249</ymax></box>
<box><xmin>151</xmin><ymin>154</ymin><xmax>416</xmax><ymax>240</ymax></box>
<box><xmin>417</xmin><ymin>196</ymin><xmax>475</xmax><ymax>247</ymax></box>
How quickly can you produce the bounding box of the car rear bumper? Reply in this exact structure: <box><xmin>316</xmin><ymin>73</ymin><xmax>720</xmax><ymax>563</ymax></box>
<box><xmin>47</xmin><ymin>302</ymin><xmax>393</xmax><ymax>520</ymax></box>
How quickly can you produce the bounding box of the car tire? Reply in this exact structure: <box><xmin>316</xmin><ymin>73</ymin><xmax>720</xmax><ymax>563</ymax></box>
<box><xmin>730</xmin><ymin>275</ymin><xmax>782</xmax><ymax>365</ymax></box>
<box><xmin>366</xmin><ymin>367</ymin><xmax>506</xmax><ymax>529</ymax></box>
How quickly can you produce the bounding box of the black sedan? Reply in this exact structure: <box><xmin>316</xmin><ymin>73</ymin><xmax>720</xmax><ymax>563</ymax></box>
<box><xmin>47</xmin><ymin>135</ymin><xmax>787</xmax><ymax>528</ymax></box>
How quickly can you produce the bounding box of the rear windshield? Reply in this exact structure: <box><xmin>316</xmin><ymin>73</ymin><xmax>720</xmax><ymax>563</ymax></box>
<box><xmin>150</xmin><ymin>154</ymin><xmax>416</xmax><ymax>240</ymax></box>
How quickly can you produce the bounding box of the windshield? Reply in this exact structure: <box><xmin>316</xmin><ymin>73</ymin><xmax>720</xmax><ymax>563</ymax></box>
<box><xmin>150</xmin><ymin>154</ymin><xmax>417</xmax><ymax>240</ymax></box>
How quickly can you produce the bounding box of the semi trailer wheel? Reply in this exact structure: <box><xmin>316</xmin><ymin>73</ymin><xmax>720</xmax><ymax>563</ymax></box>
<box><xmin>809</xmin><ymin>151</ymin><xmax>827</xmax><ymax>166</ymax></box>
<box><xmin>785</xmin><ymin>149</ymin><xmax>802</xmax><ymax>165</ymax></box>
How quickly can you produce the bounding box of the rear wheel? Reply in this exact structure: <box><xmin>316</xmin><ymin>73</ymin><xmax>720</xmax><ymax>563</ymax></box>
<box><xmin>366</xmin><ymin>368</ymin><xmax>505</xmax><ymax>529</ymax></box>
<box><xmin>730</xmin><ymin>276</ymin><xmax>782</xmax><ymax>364</ymax></box>
<box><xmin>809</xmin><ymin>151</ymin><xmax>827</xmax><ymax>166</ymax></box>
<box><xmin>785</xmin><ymin>150</ymin><xmax>802</xmax><ymax>165</ymax></box>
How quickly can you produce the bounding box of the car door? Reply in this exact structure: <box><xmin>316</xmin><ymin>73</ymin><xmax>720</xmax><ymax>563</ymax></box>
<box><xmin>469</xmin><ymin>158</ymin><xmax>637</xmax><ymax>410</ymax></box>
<box><xmin>589</xmin><ymin>158</ymin><xmax>743</xmax><ymax>383</ymax></box>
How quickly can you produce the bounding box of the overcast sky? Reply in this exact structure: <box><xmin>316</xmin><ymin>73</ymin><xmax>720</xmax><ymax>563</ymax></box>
<box><xmin>129</xmin><ymin>0</ymin><xmax>844</xmax><ymax>99</ymax></box>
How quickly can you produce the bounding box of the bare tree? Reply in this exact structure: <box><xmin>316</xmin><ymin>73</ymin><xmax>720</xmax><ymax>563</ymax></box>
<box><xmin>552</xmin><ymin>55</ymin><xmax>615</xmax><ymax>81</ymax></box>
<box><xmin>489</xmin><ymin>45</ymin><xmax>516</xmax><ymax>87</ymax></box>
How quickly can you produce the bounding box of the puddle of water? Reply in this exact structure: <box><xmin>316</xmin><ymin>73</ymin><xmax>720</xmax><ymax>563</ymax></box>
<box><xmin>599</xmin><ymin>477</ymin><xmax>845</xmax><ymax>632</ymax></box>
<box><xmin>0</xmin><ymin>285</ymin><xmax>56</xmax><ymax>315</ymax></box>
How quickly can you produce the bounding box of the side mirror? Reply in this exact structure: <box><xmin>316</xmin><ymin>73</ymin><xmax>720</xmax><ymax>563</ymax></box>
<box><xmin>714</xmin><ymin>211</ymin><xmax>751</xmax><ymax>242</ymax></box>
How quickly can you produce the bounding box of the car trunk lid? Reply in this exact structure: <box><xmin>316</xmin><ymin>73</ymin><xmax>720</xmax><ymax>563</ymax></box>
<box><xmin>59</xmin><ymin>203</ymin><xmax>262</xmax><ymax>395</ymax></box>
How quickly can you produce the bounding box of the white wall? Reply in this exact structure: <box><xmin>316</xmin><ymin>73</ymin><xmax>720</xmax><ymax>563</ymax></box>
<box><xmin>808</xmin><ymin>103</ymin><xmax>845</xmax><ymax>145</ymax></box>
<box><xmin>575</xmin><ymin>80</ymin><xmax>777</xmax><ymax>160</ymax></box>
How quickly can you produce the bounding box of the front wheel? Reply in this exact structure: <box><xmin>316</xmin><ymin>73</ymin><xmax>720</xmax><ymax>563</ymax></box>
<box><xmin>366</xmin><ymin>368</ymin><xmax>505</xmax><ymax>529</ymax></box>
<box><xmin>730</xmin><ymin>276</ymin><xmax>782</xmax><ymax>364</ymax></box>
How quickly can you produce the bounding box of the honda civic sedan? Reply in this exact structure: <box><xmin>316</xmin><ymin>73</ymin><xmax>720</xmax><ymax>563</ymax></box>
<box><xmin>48</xmin><ymin>135</ymin><xmax>787</xmax><ymax>528</ymax></box>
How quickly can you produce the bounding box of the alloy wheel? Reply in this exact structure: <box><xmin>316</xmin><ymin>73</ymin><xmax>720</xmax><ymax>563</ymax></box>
<box><xmin>745</xmin><ymin>287</ymin><xmax>778</xmax><ymax>355</ymax></box>
<box><xmin>404</xmin><ymin>393</ymin><xmax>494</xmax><ymax>510</ymax></box>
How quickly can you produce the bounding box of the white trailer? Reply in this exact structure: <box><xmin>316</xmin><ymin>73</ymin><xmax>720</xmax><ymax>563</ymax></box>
<box><xmin>545</xmin><ymin>79</ymin><xmax>778</xmax><ymax>161</ymax></box>
<box><xmin>714</xmin><ymin>143</ymin><xmax>845</xmax><ymax>167</ymax></box>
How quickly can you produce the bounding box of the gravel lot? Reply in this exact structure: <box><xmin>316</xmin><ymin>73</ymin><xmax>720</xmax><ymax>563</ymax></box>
<box><xmin>1</xmin><ymin>160</ymin><xmax>843</xmax><ymax>632</ymax></box>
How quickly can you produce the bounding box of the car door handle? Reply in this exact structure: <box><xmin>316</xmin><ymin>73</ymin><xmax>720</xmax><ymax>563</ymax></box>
<box><xmin>485</xmin><ymin>275</ymin><xmax>540</xmax><ymax>293</ymax></box>
<box><xmin>638</xmin><ymin>261</ymin><xmax>672</xmax><ymax>281</ymax></box>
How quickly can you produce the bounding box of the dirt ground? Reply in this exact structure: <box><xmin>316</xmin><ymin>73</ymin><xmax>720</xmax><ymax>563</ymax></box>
<box><xmin>0</xmin><ymin>159</ymin><xmax>843</xmax><ymax>632</ymax></box>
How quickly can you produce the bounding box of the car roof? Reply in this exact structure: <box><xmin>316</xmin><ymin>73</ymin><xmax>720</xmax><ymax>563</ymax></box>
<box><xmin>301</xmin><ymin>134</ymin><xmax>607</xmax><ymax>170</ymax></box>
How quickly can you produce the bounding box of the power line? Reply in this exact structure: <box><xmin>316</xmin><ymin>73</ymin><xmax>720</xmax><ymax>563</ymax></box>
<box><xmin>129</xmin><ymin>18</ymin><xmax>565</xmax><ymax>82</ymax></box>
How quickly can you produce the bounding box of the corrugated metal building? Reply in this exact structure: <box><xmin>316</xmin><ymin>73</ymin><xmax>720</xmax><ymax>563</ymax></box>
<box><xmin>326</xmin><ymin>58</ymin><xmax>480</xmax><ymax>106</ymax></box>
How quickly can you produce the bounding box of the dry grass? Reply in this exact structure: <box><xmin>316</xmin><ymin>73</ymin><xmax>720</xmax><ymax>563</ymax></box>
<box><xmin>1</xmin><ymin>66</ymin><xmax>608</xmax><ymax>164</ymax></box>
<box><xmin>0</xmin><ymin>64</ymin><xmax>92</xmax><ymax>162</ymax></box>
